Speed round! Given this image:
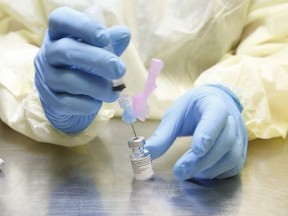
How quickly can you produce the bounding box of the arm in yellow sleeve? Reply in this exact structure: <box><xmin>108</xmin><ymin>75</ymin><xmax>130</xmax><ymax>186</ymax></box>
<box><xmin>194</xmin><ymin>1</ymin><xmax>288</xmax><ymax>140</ymax></box>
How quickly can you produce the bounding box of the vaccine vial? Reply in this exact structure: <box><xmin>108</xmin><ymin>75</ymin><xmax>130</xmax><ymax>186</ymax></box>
<box><xmin>0</xmin><ymin>158</ymin><xmax>5</xmax><ymax>171</ymax></box>
<box><xmin>128</xmin><ymin>136</ymin><xmax>154</xmax><ymax>180</ymax></box>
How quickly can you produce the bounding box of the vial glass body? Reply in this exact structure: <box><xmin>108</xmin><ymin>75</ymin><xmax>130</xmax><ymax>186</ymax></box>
<box><xmin>128</xmin><ymin>136</ymin><xmax>154</xmax><ymax>180</ymax></box>
<box><xmin>130</xmin><ymin>146</ymin><xmax>150</xmax><ymax>160</ymax></box>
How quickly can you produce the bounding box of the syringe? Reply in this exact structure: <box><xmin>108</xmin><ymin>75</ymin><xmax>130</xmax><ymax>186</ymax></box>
<box><xmin>112</xmin><ymin>78</ymin><xmax>137</xmax><ymax>137</ymax></box>
<box><xmin>85</xmin><ymin>5</ymin><xmax>138</xmax><ymax>136</ymax></box>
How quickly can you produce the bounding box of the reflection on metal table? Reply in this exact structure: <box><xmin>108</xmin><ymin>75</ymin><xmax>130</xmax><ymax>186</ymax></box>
<box><xmin>0</xmin><ymin>118</ymin><xmax>288</xmax><ymax>215</ymax></box>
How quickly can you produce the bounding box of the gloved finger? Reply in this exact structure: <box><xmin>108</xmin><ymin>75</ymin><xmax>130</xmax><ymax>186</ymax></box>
<box><xmin>108</xmin><ymin>26</ymin><xmax>131</xmax><ymax>56</ymax></box>
<box><xmin>192</xmin><ymin>137</ymin><xmax>243</xmax><ymax>179</ymax></box>
<box><xmin>48</xmin><ymin>7</ymin><xmax>109</xmax><ymax>47</ymax></box>
<box><xmin>145</xmin><ymin>108</ymin><xmax>185</xmax><ymax>160</ymax></box>
<box><xmin>35</xmin><ymin>73</ymin><xmax>102</xmax><ymax>115</ymax></box>
<box><xmin>46</xmin><ymin>37</ymin><xmax>125</xmax><ymax>80</ymax></box>
<box><xmin>144</xmin><ymin>90</ymin><xmax>204</xmax><ymax>159</ymax></box>
<box><xmin>215</xmin><ymin>164</ymin><xmax>242</xmax><ymax>179</ymax></box>
<box><xmin>44</xmin><ymin>65</ymin><xmax>117</xmax><ymax>103</ymax></box>
<box><xmin>45</xmin><ymin>112</ymin><xmax>97</xmax><ymax>134</ymax></box>
<box><xmin>173</xmin><ymin>116</ymin><xmax>236</xmax><ymax>180</ymax></box>
<box><xmin>191</xmin><ymin>100</ymin><xmax>229</xmax><ymax>157</ymax></box>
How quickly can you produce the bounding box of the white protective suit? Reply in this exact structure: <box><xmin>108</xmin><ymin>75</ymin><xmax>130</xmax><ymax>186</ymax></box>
<box><xmin>0</xmin><ymin>0</ymin><xmax>288</xmax><ymax>146</ymax></box>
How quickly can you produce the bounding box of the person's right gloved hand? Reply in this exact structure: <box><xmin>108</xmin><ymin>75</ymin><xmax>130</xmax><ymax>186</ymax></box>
<box><xmin>145</xmin><ymin>84</ymin><xmax>248</xmax><ymax>180</ymax></box>
<box><xmin>34</xmin><ymin>7</ymin><xmax>131</xmax><ymax>133</ymax></box>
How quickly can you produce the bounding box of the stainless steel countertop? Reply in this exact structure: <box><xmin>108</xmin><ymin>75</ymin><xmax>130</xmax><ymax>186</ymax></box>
<box><xmin>0</xmin><ymin>118</ymin><xmax>287</xmax><ymax>216</ymax></box>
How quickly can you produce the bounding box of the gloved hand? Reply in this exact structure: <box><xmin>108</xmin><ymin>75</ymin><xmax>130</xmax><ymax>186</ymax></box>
<box><xmin>34</xmin><ymin>7</ymin><xmax>131</xmax><ymax>133</ymax></box>
<box><xmin>145</xmin><ymin>84</ymin><xmax>248</xmax><ymax>180</ymax></box>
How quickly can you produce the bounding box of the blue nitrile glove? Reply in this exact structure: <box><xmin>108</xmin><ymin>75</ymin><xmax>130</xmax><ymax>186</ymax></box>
<box><xmin>145</xmin><ymin>84</ymin><xmax>248</xmax><ymax>180</ymax></box>
<box><xmin>34</xmin><ymin>7</ymin><xmax>131</xmax><ymax>133</ymax></box>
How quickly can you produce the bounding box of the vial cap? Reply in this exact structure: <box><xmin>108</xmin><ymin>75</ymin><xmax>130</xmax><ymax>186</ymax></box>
<box><xmin>128</xmin><ymin>136</ymin><xmax>145</xmax><ymax>148</ymax></box>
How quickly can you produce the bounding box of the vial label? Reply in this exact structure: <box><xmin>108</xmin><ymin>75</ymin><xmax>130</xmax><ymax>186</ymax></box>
<box><xmin>130</xmin><ymin>155</ymin><xmax>154</xmax><ymax>180</ymax></box>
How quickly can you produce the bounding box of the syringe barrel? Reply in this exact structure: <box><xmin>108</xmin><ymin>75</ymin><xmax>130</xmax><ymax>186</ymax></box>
<box><xmin>111</xmin><ymin>78</ymin><xmax>136</xmax><ymax>123</ymax></box>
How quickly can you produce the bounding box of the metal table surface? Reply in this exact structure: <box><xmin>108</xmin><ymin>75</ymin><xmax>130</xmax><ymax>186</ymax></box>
<box><xmin>0</xmin><ymin>118</ymin><xmax>287</xmax><ymax>216</ymax></box>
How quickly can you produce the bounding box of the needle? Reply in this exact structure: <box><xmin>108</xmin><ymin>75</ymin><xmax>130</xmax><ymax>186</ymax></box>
<box><xmin>131</xmin><ymin>124</ymin><xmax>137</xmax><ymax>137</ymax></box>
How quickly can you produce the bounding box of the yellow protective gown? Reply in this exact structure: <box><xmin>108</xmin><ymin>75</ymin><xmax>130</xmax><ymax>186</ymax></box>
<box><xmin>0</xmin><ymin>0</ymin><xmax>287</xmax><ymax>146</ymax></box>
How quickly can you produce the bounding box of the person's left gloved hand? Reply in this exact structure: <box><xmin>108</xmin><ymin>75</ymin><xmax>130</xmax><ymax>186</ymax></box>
<box><xmin>145</xmin><ymin>84</ymin><xmax>248</xmax><ymax>180</ymax></box>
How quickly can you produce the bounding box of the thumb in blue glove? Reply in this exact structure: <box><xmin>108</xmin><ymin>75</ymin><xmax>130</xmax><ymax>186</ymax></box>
<box><xmin>145</xmin><ymin>85</ymin><xmax>248</xmax><ymax>180</ymax></box>
<box><xmin>34</xmin><ymin>7</ymin><xmax>131</xmax><ymax>133</ymax></box>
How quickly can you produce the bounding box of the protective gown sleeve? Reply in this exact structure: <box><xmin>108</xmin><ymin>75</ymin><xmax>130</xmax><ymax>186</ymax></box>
<box><xmin>0</xmin><ymin>4</ymin><xmax>115</xmax><ymax>146</ymax></box>
<box><xmin>193</xmin><ymin>0</ymin><xmax>288</xmax><ymax>140</ymax></box>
